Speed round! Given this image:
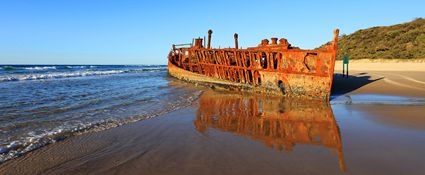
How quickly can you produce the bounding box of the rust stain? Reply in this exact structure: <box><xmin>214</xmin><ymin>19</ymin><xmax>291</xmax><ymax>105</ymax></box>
<box><xmin>168</xmin><ymin>29</ymin><xmax>339</xmax><ymax>100</ymax></box>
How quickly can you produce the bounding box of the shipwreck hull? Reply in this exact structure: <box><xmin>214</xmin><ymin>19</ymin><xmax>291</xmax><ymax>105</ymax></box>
<box><xmin>168</xmin><ymin>29</ymin><xmax>339</xmax><ymax>100</ymax></box>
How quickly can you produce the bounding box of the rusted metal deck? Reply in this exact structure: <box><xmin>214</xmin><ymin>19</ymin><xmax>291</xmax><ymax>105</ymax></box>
<box><xmin>168</xmin><ymin>29</ymin><xmax>339</xmax><ymax>100</ymax></box>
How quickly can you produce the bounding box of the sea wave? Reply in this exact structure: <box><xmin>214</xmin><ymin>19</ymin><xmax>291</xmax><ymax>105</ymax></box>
<box><xmin>1</xmin><ymin>65</ymin><xmax>166</xmax><ymax>70</ymax></box>
<box><xmin>0</xmin><ymin>90</ymin><xmax>202</xmax><ymax>163</ymax></box>
<box><xmin>1</xmin><ymin>65</ymin><xmax>99</xmax><ymax>71</ymax></box>
<box><xmin>0</xmin><ymin>68</ymin><xmax>166</xmax><ymax>82</ymax></box>
<box><xmin>0</xmin><ymin>66</ymin><xmax>16</xmax><ymax>71</ymax></box>
<box><xmin>24</xmin><ymin>66</ymin><xmax>57</xmax><ymax>70</ymax></box>
<box><xmin>0</xmin><ymin>70</ymin><xmax>126</xmax><ymax>82</ymax></box>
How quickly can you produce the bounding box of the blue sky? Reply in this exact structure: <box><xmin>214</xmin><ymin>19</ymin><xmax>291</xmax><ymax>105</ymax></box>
<box><xmin>0</xmin><ymin>0</ymin><xmax>423</xmax><ymax>65</ymax></box>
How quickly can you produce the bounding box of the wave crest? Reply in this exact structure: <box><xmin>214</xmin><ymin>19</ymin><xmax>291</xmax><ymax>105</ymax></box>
<box><xmin>0</xmin><ymin>70</ymin><xmax>126</xmax><ymax>82</ymax></box>
<box><xmin>0</xmin><ymin>66</ymin><xmax>167</xmax><ymax>82</ymax></box>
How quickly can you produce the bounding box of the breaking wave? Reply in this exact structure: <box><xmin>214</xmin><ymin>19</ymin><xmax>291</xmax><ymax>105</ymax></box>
<box><xmin>1</xmin><ymin>66</ymin><xmax>16</xmax><ymax>71</ymax></box>
<box><xmin>0</xmin><ymin>70</ymin><xmax>126</xmax><ymax>82</ymax></box>
<box><xmin>0</xmin><ymin>65</ymin><xmax>201</xmax><ymax>163</ymax></box>
<box><xmin>23</xmin><ymin>66</ymin><xmax>57</xmax><ymax>70</ymax></box>
<box><xmin>0</xmin><ymin>67</ymin><xmax>167</xmax><ymax>82</ymax></box>
<box><xmin>0</xmin><ymin>90</ymin><xmax>202</xmax><ymax>163</ymax></box>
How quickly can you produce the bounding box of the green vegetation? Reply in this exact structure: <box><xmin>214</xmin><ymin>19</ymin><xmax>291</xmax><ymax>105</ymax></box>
<box><xmin>337</xmin><ymin>18</ymin><xmax>425</xmax><ymax>60</ymax></box>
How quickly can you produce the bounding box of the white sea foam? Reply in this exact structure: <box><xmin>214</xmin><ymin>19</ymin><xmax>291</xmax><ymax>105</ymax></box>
<box><xmin>0</xmin><ymin>70</ymin><xmax>127</xmax><ymax>82</ymax></box>
<box><xmin>0</xmin><ymin>89</ymin><xmax>202</xmax><ymax>163</ymax></box>
<box><xmin>24</xmin><ymin>66</ymin><xmax>57</xmax><ymax>70</ymax></box>
<box><xmin>0</xmin><ymin>66</ymin><xmax>168</xmax><ymax>82</ymax></box>
<box><xmin>0</xmin><ymin>65</ymin><xmax>178</xmax><ymax>163</ymax></box>
<box><xmin>331</xmin><ymin>94</ymin><xmax>425</xmax><ymax>105</ymax></box>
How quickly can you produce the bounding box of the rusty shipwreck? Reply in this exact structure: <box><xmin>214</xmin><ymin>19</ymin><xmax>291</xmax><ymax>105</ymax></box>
<box><xmin>168</xmin><ymin>29</ymin><xmax>339</xmax><ymax>100</ymax></box>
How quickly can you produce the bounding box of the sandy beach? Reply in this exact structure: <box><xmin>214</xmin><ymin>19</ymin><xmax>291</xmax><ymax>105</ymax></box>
<box><xmin>1</xmin><ymin>61</ymin><xmax>425</xmax><ymax>175</ymax></box>
<box><xmin>1</xmin><ymin>1</ymin><xmax>424</xmax><ymax>175</ymax></box>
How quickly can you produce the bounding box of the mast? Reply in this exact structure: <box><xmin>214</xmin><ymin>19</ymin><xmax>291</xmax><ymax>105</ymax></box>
<box><xmin>207</xmin><ymin>29</ymin><xmax>213</xmax><ymax>49</ymax></box>
<box><xmin>234</xmin><ymin>33</ymin><xmax>239</xmax><ymax>49</ymax></box>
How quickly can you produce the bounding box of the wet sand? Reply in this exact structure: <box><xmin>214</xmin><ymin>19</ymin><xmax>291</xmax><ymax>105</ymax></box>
<box><xmin>1</xmin><ymin>68</ymin><xmax>425</xmax><ymax>175</ymax></box>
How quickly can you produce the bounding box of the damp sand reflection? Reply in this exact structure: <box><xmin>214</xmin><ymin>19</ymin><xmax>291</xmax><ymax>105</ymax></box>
<box><xmin>194</xmin><ymin>90</ymin><xmax>346</xmax><ymax>171</ymax></box>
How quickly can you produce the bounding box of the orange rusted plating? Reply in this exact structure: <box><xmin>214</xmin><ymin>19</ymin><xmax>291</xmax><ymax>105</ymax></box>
<box><xmin>168</xmin><ymin>29</ymin><xmax>339</xmax><ymax>100</ymax></box>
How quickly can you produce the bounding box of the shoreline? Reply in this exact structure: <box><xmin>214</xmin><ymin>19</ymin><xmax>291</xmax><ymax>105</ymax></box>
<box><xmin>1</xmin><ymin>67</ymin><xmax>425</xmax><ymax>174</ymax></box>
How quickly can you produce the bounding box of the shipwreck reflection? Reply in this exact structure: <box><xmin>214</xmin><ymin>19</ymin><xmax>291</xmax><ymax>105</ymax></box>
<box><xmin>194</xmin><ymin>90</ymin><xmax>346</xmax><ymax>171</ymax></box>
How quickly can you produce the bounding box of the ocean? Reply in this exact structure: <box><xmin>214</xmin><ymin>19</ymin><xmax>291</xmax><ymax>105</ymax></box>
<box><xmin>0</xmin><ymin>65</ymin><xmax>202</xmax><ymax>162</ymax></box>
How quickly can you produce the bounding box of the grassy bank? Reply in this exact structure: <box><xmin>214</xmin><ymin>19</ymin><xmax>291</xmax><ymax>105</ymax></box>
<box><xmin>336</xmin><ymin>18</ymin><xmax>425</xmax><ymax>60</ymax></box>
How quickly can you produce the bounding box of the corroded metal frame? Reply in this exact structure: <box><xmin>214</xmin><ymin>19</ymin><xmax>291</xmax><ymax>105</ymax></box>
<box><xmin>168</xmin><ymin>29</ymin><xmax>339</xmax><ymax>100</ymax></box>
